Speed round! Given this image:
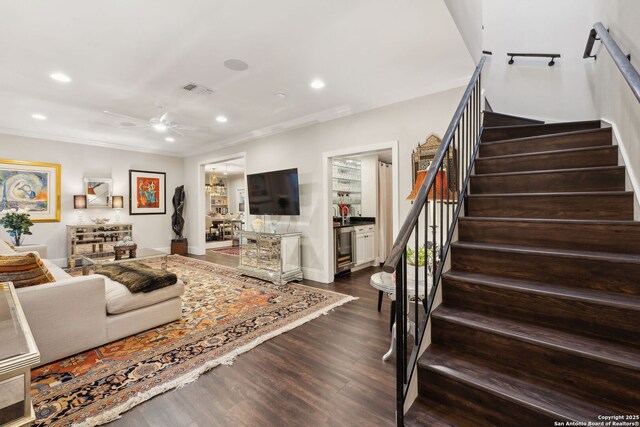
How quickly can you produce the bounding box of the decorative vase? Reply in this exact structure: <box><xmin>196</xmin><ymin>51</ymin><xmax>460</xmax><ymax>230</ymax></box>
<box><xmin>12</xmin><ymin>233</ymin><xmax>23</xmax><ymax>247</ymax></box>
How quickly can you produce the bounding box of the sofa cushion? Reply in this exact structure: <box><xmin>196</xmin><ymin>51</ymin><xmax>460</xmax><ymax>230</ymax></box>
<box><xmin>0</xmin><ymin>240</ymin><xmax>16</xmax><ymax>254</ymax></box>
<box><xmin>101</xmin><ymin>274</ymin><xmax>184</xmax><ymax>315</ymax></box>
<box><xmin>0</xmin><ymin>252</ymin><xmax>56</xmax><ymax>288</ymax></box>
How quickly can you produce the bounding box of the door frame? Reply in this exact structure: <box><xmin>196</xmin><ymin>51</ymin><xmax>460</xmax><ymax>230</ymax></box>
<box><xmin>321</xmin><ymin>140</ymin><xmax>400</xmax><ymax>283</ymax></box>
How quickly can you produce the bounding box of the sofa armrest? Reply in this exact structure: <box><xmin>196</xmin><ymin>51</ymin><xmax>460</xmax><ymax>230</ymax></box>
<box><xmin>15</xmin><ymin>244</ymin><xmax>48</xmax><ymax>259</ymax></box>
<box><xmin>16</xmin><ymin>275</ymin><xmax>108</xmax><ymax>365</ymax></box>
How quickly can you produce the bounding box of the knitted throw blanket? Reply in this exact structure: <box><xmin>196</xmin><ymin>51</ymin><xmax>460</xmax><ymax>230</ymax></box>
<box><xmin>94</xmin><ymin>262</ymin><xmax>178</xmax><ymax>293</ymax></box>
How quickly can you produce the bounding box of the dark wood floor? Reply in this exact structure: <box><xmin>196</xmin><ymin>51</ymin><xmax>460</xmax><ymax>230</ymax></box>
<box><xmin>107</xmin><ymin>253</ymin><xmax>396</xmax><ymax>427</ymax></box>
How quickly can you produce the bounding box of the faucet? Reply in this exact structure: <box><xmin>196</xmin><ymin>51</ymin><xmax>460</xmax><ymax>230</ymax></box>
<box><xmin>341</xmin><ymin>209</ymin><xmax>348</xmax><ymax>226</ymax></box>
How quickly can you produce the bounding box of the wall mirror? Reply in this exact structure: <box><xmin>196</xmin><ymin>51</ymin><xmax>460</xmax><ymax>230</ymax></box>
<box><xmin>83</xmin><ymin>178</ymin><xmax>113</xmax><ymax>208</ymax></box>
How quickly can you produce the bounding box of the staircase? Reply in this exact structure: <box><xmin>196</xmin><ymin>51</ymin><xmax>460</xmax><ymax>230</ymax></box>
<box><xmin>404</xmin><ymin>112</ymin><xmax>640</xmax><ymax>426</ymax></box>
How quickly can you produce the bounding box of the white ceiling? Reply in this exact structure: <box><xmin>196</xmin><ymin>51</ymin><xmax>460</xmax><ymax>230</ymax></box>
<box><xmin>0</xmin><ymin>0</ymin><xmax>473</xmax><ymax>157</ymax></box>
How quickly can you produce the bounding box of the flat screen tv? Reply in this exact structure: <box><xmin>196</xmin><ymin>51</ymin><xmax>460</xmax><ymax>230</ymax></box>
<box><xmin>247</xmin><ymin>168</ymin><xmax>300</xmax><ymax>215</ymax></box>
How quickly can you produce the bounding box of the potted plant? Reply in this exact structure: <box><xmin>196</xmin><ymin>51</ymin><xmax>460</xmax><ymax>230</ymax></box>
<box><xmin>406</xmin><ymin>243</ymin><xmax>437</xmax><ymax>284</ymax></box>
<box><xmin>0</xmin><ymin>208</ymin><xmax>34</xmax><ymax>246</ymax></box>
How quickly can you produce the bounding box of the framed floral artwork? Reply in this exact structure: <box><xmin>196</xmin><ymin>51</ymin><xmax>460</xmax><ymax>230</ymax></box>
<box><xmin>0</xmin><ymin>159</ymin><xmax>61</xmax><ymax>222</ymax></box>
<box><xmin>129</xmin><ymin>170</ymin><xmax>166</xmax><ymax>215</ymax></box>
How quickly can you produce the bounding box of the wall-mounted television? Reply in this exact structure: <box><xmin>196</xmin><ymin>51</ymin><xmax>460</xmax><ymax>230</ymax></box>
<box><xmin>247</xmin><ymin>168</ymin><xmax>300</xmax><ymax>215</ymax></box>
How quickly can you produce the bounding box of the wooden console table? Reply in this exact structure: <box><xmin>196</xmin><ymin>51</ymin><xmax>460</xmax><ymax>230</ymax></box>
<box><xmin>67</xmin><ymin>223</ymin><xmax>133</xmax><ymax>268</ymax></box>
<box><xmin>0</xmin><ymin>282</ymin><xmax>40</xmax><ymax>427</ymax></box>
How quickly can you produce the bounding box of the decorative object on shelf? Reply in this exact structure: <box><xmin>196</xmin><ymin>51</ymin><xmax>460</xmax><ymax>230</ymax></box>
<box><xmin>171</xmin><ymin>185</ymin><xmax>188</xmax><ymax>255</ymax></box>
<box><xmin>112</xmin><ymin>195</ymin><xmax>124</xmax><ymax>223</ymax></box>
<box><xmin>89</xmin><ymin>217</ymin><xmax>110</xmax><ymax>224</ymax></box>
<box><xmin>73</xmin><ymin>194</ymin><xmax>87</xmax><ymax>224</ymax></box>
<box><xmin>83</xmin><ymin>178</ymin><xmax>113</xmax><ymax>208</ymax></box>
<box><xmin>0</xmin><ymin>208</ymin><xmax>33</xmax><ymax>246</ymax></box>
<box><xmin>251</xmin><ymin>217</ymin><xmax>264</xmax><ymax>232</ymax></box>
<box><xmin>115</xmin><ymin>236</ymin><xmax>135</xmax><ymax>246</ymax></box>
<box><xmin>0</xmin><ymin>158</ymin><xmax>61</xmax><ymax>222</ymax></box>
<box><xmin>129</xmin><ymin>169</ymin><xmax>166</xmax><ymax>215</ymax></box>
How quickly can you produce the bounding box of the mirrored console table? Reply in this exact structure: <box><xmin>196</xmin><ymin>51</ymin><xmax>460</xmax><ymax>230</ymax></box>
<box><xmin>238</xmin><ymin>231</ymin><xmax>303</xmax><ymax>285</ymax></box>
<box><xmin>0</xmin><ymin>282</ymin><xmax>40</xmax><ymax>427</ymax></box>
<box><xmin>67</xmin><ymin>223</ymin><xmax>133</xmax><ymax>268</ymax></box>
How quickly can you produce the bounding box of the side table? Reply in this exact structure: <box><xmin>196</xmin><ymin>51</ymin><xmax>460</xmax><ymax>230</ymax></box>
<box><xmin>0</xmin><ymin>282</ymin><xmax>40</xmax><ymax>427</ymax></box>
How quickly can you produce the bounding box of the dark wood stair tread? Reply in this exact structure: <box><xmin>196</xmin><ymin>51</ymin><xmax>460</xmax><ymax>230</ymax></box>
<box><xmin>418</xmin><ymin>347</ymin><xmax>612</xmax><ymax>422</ymax></box>
<box><xmin>482</xmin><ymin>120</ymin><xmax>602</xmax><ymax>142</ymax></box>
<box><xmin>404</xmin><ymin>396</ymin><xmax>473</xmax><ymax>427</ymax></box>
<box><xmin>432</xmin><ymin>305</ymin><xmax>640</xmax><ymax>372</ymax></box>
<box><xmin>452</xmin><ymin>240</ymin><xmax>640</xmax><ymax>264</ymax></box>
<box><xmin>483</xmin><ymin>111</ymin><xmax>544</xmax><ymax>127</ymax></box>
<box><xmin>481</xmin><ymin>127</ymin><xmax>611</xmax><ymax>146</ymax></box>
<box><xmin>443</xmin><ymin>270</ymin><xmax>640</xmax><ymax>313</ymax></box>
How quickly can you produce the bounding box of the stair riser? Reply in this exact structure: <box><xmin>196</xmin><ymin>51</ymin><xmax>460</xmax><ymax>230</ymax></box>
<box><xmin>452</xmin><ymin>245</ymin><xmax>640</xmax><ymax>295</ymax></box>
<box><xmin>418</xmin><ymin>365</ymin><xmax>556</xmax><ymax>426</ymax></box>
<box><xmin>475</xmin><ymin>146</ymin><xmax>618</xmax><ymax>174</ymax></box>
<box><xmin>443</xmin><ymin>278</ymin><xmax>640</xmax><ymax>349</ymax></box>
<box><xmin>458</xmin><ymin>219</ymin><xmax>640</xmax><ymax>254</ymax></box>
<box><xmin>432</xmin><ymin>316</ymin><xmax>640</xmax><ymax>412</ymax></box>
<box><xmin>483</xmin><ymin>112</ymin><xmax>544</xmax><ymax>128</ymax></box>
<box><xmin>482</xmin><ymin>121</ymin><xmax>601</xmax><ymax>142</ymax></box>
<box><xmin>467</xmin><ymin>193</ymin><xmax>634</xmax><ymax>220</ymax></box>
<box><xmin>470</xmin><ymin>168</ymin><xmax>625</xmax><ymax>194</ymax></box>
<box><xmin>480</xmin><ymin>130</ymin><xmax>612</xmax><ymax>157</ymax></box>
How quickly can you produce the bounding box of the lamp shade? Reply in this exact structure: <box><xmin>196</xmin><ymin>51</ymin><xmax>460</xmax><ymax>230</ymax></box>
<box><xmin>112</xmin><ymin>195</ymin><xmax>124</xmax><ymax>209</ymax></box>
<box><xmin>73</xmin><ymin>195</ymin><xmax>87</xmax><ymax>209</ymax></box>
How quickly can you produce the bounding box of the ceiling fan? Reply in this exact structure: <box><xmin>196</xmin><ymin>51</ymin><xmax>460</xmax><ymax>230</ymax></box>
<box><xmin>103</xmin><ymin>105</ymin><xmax>203</xmax><ymax>136</ymax></box>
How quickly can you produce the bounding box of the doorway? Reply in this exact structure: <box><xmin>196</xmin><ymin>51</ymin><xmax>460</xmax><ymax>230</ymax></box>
<box><xmin>322</xmin><ymin>141</ymin><xmax>399</xmax><ymax>283</ymax></box>
<box><xmin>203</xmin><ymin>158</ymin><xmax>246</xmax><ymax>254</ymax></box>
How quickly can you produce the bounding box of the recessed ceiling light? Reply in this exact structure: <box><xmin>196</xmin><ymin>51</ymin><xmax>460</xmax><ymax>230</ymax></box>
<box><xmin>310</xmin><ymin>79</ymin><xmax>325</xmax><ymax>89</ymax></box>
<box><xmin>275</xmin><ymin>92</ymin><xmax>287</xmax><ymax>99</ymax></box>
<box><xmin>216</xmin><ymin>115</ymin><xmax>228</xmax><ymax>123</ymax></box>
<box><xmin>50</xmin><ymin>72</ymin><xmax>71</xmax><ymax>83</ymax></box>
<box><xmin>31</xmin><ymin>113</ymin><xmax>47</xmax><ymax>120</ymax></box>
<box><xmin>223</xmin><ymin>59</ymin><xmax>249</xmax><ymax>71</ymax></box>
<box><xmin>165</xmin><ymin>136</ymin><xmax>175</xmax><ymax>142</ymax></box>
<box><xmin>153</xmin><ymin>123</ymin><xmax>168</xmax><ymax>132</ymax></box>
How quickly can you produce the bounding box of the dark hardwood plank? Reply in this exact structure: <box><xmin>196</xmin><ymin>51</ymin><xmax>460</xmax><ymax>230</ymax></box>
<box><xmin>482</xmin><ymin>111</ymin><xmax>544</xmax><ymax>127</ymax></box>
<box><xmin>106</xmin><ymin>257</ymin><xmax>396</xmax><ymax>427</ymax></box>
<box><xmin>482</xmin><ymin>120</ymin><xmax>601</xmax><ymax>142</ymax></box>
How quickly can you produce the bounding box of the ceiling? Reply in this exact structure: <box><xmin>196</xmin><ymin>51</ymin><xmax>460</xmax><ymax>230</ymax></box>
<box><xmin>0</xmin><ymin>0</ymin><xmax>473</xmax><ymax>157</ymax></box>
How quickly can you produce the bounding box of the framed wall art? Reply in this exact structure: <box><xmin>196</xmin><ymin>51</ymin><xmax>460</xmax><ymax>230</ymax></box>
<box><xmin>0</xmin><ymin>159</ymin><xmax>61</xmax><ymax>222</ymax></box>
<box><xmin>129</xmin><ymin>169</ymin><xmax>166</xmax><ymax>215</ymax></box>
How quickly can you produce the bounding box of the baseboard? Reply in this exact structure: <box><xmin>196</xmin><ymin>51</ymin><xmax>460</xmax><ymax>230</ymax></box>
<box><xmin>301</xmin><ymin>267</ymin><xmax>329</xmax><ymax>283</ymax></box>
<box><xmin>602</xmin><ymin>119</ymin><xmax>640</xmax><ymax>220</ymax></box>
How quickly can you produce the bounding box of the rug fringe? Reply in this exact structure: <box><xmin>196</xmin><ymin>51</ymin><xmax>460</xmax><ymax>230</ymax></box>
<box><xmin>73</xmin><ymin>294</ymin><xmax>357</xmax><ymax>427</ymax></box>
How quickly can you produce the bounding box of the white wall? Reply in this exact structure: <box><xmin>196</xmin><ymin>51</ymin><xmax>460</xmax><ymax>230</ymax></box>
<box><xmin>0</xmin><ymin>133</ymin><xmax>183</xmax><ymax>264</ymax></box>
<box><xmin>184</xmin><ymin>86</ymin><xmax>468</xmax><ymax>282</ymax></box>
<box><xmin>226</xmin><ymin>175</ymin><xmax>245</xmax><ymax>214</ymax></box>
<box><xmin>482</xmin><ymin>0</ymin><xmax>598</xmax><ymax>121</ymax></box>
<box><xmin>445</xmin><ymin>0</ymin><xmax>484</xmax><ymax>64</ymax></box>
<box><xmin>591</xmin><ymin>1</ymin><xmax>640</xmax><ymax>210</ymax></box>
<box><xmin>360</xmin><ymin>155</ymin><xmax>378</xmax><ymax>218</ymax></box>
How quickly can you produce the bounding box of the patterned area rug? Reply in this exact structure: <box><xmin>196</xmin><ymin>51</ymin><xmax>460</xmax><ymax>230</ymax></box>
<box><xmin>31</xmin><ymin>255</ymin><xmax>355</xmax><ymax>426</ymax></box>
<box><xmin>207</xmin><ymin>246</ymin><xmax>241</xmax><ymax>256</ymax></box>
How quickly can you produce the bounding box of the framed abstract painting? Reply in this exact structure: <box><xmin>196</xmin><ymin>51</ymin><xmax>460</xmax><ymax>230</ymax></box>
<box><xmin>0</xmin><ymin>159</ymin><xmax>61</xmax><ymax>222</ymax></box>
<box><xmin>129</xmin><ymin>170</ymin><xmax>166</xmax><ymax>215</ymax></box>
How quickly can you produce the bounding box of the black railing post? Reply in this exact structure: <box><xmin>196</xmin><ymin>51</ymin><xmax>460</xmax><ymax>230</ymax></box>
<box><xmin>395</xmin><ymin>254</ymin><xmax>405</xmax><ymax>426</ymax></box>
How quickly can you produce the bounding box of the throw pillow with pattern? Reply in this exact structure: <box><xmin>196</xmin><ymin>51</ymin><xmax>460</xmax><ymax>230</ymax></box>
<box><xmin>0</xmin><ymin>252</ymin><xmax>56</xmax><ymax>288</ymax></box>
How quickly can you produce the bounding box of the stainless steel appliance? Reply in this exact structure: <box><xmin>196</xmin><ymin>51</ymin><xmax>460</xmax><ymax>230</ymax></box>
<box><xmin>335</xmin><ymin>226</ymin><xmax>356</xmax><ymax>274</ymax></box>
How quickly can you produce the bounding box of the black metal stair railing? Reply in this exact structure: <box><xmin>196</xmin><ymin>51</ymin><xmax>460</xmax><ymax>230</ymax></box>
<box><xmin>383</xmin><ymin>56</ymin><xmax>486</xmax><ymax>426</ymax></box>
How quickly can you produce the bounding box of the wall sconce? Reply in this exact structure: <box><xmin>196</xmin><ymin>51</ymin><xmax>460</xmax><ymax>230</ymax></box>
<box><xmin>111</xmin><ymin>195</ymin><xmax>124</xmax><ymax>223</ymax></box>
<box><xmin>73</xmin><ymin>195</ymin><xmax>87</xmax><ymax>224</ymax></box>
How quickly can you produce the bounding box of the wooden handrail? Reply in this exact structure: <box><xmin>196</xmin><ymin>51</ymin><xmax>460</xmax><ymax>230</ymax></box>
<box><xmin>383</xmin><ymin>56</ymin><xmax>486</xmax><ymax>274</ymax></box>
<box><xmin>585</xmin><ymin>22</ymin><xmax>640</xmax><ymax>103</ymax></box>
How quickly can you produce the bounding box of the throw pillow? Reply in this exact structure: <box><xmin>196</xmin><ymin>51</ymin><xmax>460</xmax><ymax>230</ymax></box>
<box><xmin>0</xmin><ymin>240</ymin><xmax>16</xmax><ymax>255</ymax></box>
<box><xmin>0</xmin><ymin>252</ymin><xmax>56</xmax><ymax>288</ymax></box>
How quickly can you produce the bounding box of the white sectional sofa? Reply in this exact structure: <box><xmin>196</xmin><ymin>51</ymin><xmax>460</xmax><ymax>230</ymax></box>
<box><xmin>13</xmin><ymin>245</ymin><xmax>184</xmax><ymax>366</ymax></box>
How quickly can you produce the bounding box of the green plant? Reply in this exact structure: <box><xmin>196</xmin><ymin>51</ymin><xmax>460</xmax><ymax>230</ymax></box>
<box><xmin>406</xmin><ymin>244</ymin><xmax>434</xmax><ymax>267</ymax></box>
<box><xmin>0</xmin><ymin>208</ymin><xmax>34</xmax><ymax>245</ymax></box>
